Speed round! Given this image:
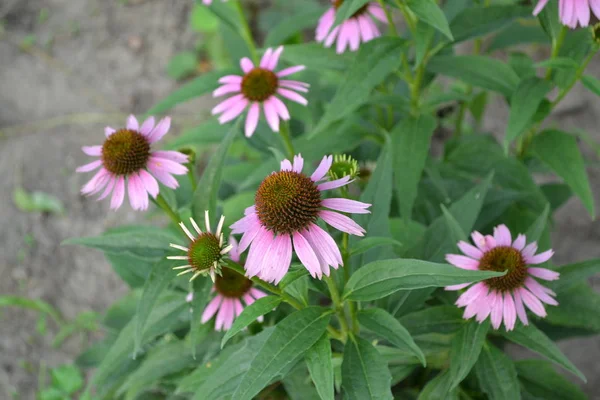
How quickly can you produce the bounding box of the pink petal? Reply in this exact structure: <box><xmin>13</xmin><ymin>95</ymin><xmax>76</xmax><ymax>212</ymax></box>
<box><xmin>456</xmin><ymin>282</ymin><xmax>487</xmax><ymax>307</ymax></box>
<box><xmin>512</xmin><ymin>289</ymin><xmax>529</xmax><ymax>325</ymax></box>
<box><xmin>292</xmin><ymin>154</ymin><xmax>304</xmax><ymax>173</ymax></box>
<box><xmin>322</xmin><ymin>198</ymin><xmax>371</xmax><ymax>214</ymax></box>
<box><xmin>293</xmin><ymin>231</ymin><xmax>322</xmax><ymax>279</ymax></box>
<box><xmin>525</xmin><ymin>249</ymin><xmax>554</xmax><ymax>265</ymax></box>
<box><xmin>230</xmin><ymin>210</ymin><xmax>259</xmax><ymax>234</ymax></box>
<box><xmin>279</xmin><ymin>81</ymin><xmax>309</xmax><ymax>93</ymax></box>
<box><xmin>317</xmin><ymin>176</ymin><xmax>352</xmax><ymax>191</ymax></box>
<box><xmin>260</xmin><ymin>48</ymin><xmax>273</xmax><ymax>68</ymax></box>
<box><xmin>491</xmin><ymin>291</ymin><xmax>504</xmax><ymax>330</ymax></box>
<box><xmin>458</xmin><ymin>241</ymin><xmax>483</xmax><ymax>260</ymax></box>
<box><xmin>105</xmin><ymin>127</ymin><xmax>116</xmax><ymax>137</ymax></box>
<box><xmin>250</xmin><ymin>288</ymin><xmax>267</xmax><ymax>299</ymax></box>
<box><xmin>475</xmin><ymin>291</ymin><xmax>493</xmax><ymax>323</ymax></box>
<box><xmin>277</xmin><ymin>88</ymin><xmax>308</xmax><ymax>106</ymax></box>
<box><xmin>357</xmin><ymin>15</ymin><xmax>374</xmax><ymax>42</ymax></box>
<box><xmin>216</xmin><ymin>298</ymin><xmax>235</xmax><ymax>331</ymax></box>
<box><xmin>212</xmin><ymin>94</ymin><xmax>246</xmax><ymax>115</ymax></box>
<box><xmin>213</xmin><ymin>83</ymin><xmax>241</xmax><ymax>97</ymax></box>
<box><xmin>512</xmin><ymin>234</ymin><xmax>526</xmax><ymax>251</ymax></box>
<box><xmin>575</xmin><ymin>0</ymin><xmax>590</xmax><ymax>26</ymax></box>
<box><xmin>277</xmin><ymin>65</ymin><xmax>306</xmax><ymax>78</ymax></box>
<box><xmin>110</xmin><ymin>176</ymin><xmax>126</xmax><ymax>210</ymax></box>
<box><xmin>82</xmin><ymin>145</ymin><xmax>102</xmax><ymax>156</ymax></box>
<box><xmin>127</xmin><ymin>115</ymin><xmax>139</xmax><ymax>131</ymax></box>
<box><xmin>268</xmin><ymin>234</ymin><xmax>293</xmax><ymax>284</ymax></box>
<box><xmin>148</xmin><ymin>156</ymin><xmax>188</xmax><ymax>175</ymax></box>
<box><xmin>263</xmin><ymin>97</ymin><xmax>280</xmax><ymax>132</ymax></box>
<box><xmin>219</xmin><ymin>75</ymin><xmax>243</xmax><ymax>84</ymax></box>
<box><xmin>316</xmin><ymin>8</ymin><xmax>335</xmax><ymax>42</ymax></box>
<box><xmin>138</xmin><ymin>169</ymin><xmax>159</xmax><ymax>199</ymax></box>
<box><xmin>346</xmin><ymin>18</ymin><xmax>361</xmax><ymax>51</ymax></box>
<box><xmin>445</xmin><ymin>283</ymin><xmax>470</xmax><ymax>291</ymax></box>
<box><xmin>240</xmin><ymin>57</ymin><xmax>254</xmax><ymax>74</ymax></box>
<box><xmin>493</xmin><ymin>224</ymin><xmax>512</xmax><ymax>246</ymax></box>
<box><xmin>319</xmin><ymin>210</ymin><xmax>366</xmax><ymax>236</ymax></box>
<box><xmin>242</xmin><ymin>293</ymin><xmax>255</xmax><ymax>306</ymax></box>
<box><xmin>76</xmin><ymin>160</ymin><xmax>102</xmax><ymax>173</ymax></box>
<box><xmin>471</xmin><ymin>231</ymin><xmax>489</xmax><ymax>252</ymax></box>
<box><xmin>503</xmin><ymin>292</ymin><xmax>517</xmax><ymax>331</ymax></box>
<box><xmin>280</xmin><ymin>159</ymin><xmax>293</xmax><ymax>171</ymax></box>
<box><xmin>521</xmin><ymin>242</ymin><xmax>538</xmax><ymax>260</ymax></box>
<box><xmin>307</xmin><ymin>223</ymin><xmax>343</xmax><ymax>266</ymax></box>
<box><xmin>270</xmin><ymin>96</ymin><xmax>290</xmax><ymax>120</ymax></box>
<box><xmin>140</xmin><ymin>116</ymin><xmax>155</xmax><ymax>136</ymax></box>
<box><xmin>446</xmin><ymin>254</ymin><xmax>479</xmax><ymax>270</ymax></box>
<box><xmin>151</xmin><ymin>150</ymin><xmax>188</xmax><ymax>164</ymax></box>
<box><xmin>245</xmin><ymin>102</ymin><xmax>260</xmax><ymax>137</ymax></box>
<box><xmin>336</xmin><ymin>22</ymin><xmax>351</xmax><ymax>54</ymax></box>
<box><xmin>533</xmin><ymin>0</ymin><xmax>550</xmax><ymax>15</ymax></box>
<box><xmin>324</xmin><ymin>25</ymin><xmax>340</xmax><ymax>48</ymax></box>
<box><xmin>128</xmin><ymin>173</ymin><xmax>148</xmax><ymax>211</ymax></box>
<box><xmin>311</xmin><ymin>155</ymin><xmax>333</xmax><ymax>182</ymax></box>
<box><xmin>591</xmin><ymin>0</ymin><xmax>600</xmax><ymax>20</ymax></box>
<box><xmin>245</xmin><ymin>228</ymin><xmax>275</xmax><ymax>278</ymax></box>
<box><xmin>148</xmin><ymin>163</ymin><xmax>179</xmax><ymax>189</ymax></box>
<box><xmin>524</xmin><ymin>277</ymin><xmax>558</xmax><ymax>305</ymax></box>
<box><xmin>218</xmin><ymin>98</ymin><xmax>249</xmax><ymax>124</ymax></box>
<box><xmin>148</xmin><ymin>116</ymin><xmax>171</xmax><ymax>144</ymax></box>
<box><xmin>201</xmin><ymin>295</ymin><xmax>223</xmax><ymax>323</ymax></box>
<box><xmin>527</xmin><ymin>267</ymin><xmax>560</xmax><ymax>281</ymax></box>
<box><xmin>519</xmin><ymin>288</ymin><xmax>547</xmax><ymax>317</ymax></box>
<box><xmin>229</xmin><ymin>236</ymin><xmax>240</xmax><ymax>263</ymax></box>
<box><xmin>267</xmin><ymin>46</ymin><xmax>284</xmax><ymax>70</ymax></box>
<box><xmin>81</xmin><ymin>168</ymin><xmax>109</xmax><ymax>195</ymax></box>
<box><xmin>97</xmin><ymin>177</ymin><xmax>116</xmax><ymax>201</ymax></box>
<box><xmin>367</xmin><ymin>3</ymin><xmax>388</xmax><ymax>23</ymax></box>
<box><xmin>303</xmin><ymin>226</ymin><xmax>339</xmax><ymax>270</ymax></box>
<box><xmin>233</xmin><ymin>298</ymin><xmax>244</xmax><ymax>317</ymax></box>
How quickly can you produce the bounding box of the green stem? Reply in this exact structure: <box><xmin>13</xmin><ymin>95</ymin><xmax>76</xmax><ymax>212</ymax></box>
<box><xmin>395</xmin><ymin>0</ymin><xmax>417</xmax><ymax>34</ymax></box>
<box><xmin>152</xmin><ymin>193</ymin><xmax>180</xmax><ymax>225</ymax></box>
<box><xmin>376</xmin><ymin>0</ymin><xmax>398</xmax><ymax>36</ymax></box>
<box><xmin>324</xmin><ymin>275</ymin><xmax>349</xmax><ymax>340</ymax></box>
<box><xmin>187</xmin><ymin>167</ymin><xmax>197</xmax><ymax>192</ymax></box>
<box><xmin>280</xmin><ymin>122</ymin><xmax>295</xmax><ymax>159</ymax></box>
<box><xmin>545</xmin><ymin>26</ymin><xmax>567</xmax><ymax>80</ymax></box>
<box><xmin>410</xmin><ymin>63</ymin><xmax>425</xmax><ymax>115</ymax></box>
<box><xmin>234</xmin><ymin>0</ymin><xmax>259</xmax><ymax>64</ymax></box>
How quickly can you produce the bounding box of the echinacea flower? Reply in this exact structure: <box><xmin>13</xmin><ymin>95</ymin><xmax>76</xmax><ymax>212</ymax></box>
<box><xmin>445</xmin><ymin>224</ymin><xmax>560</xmax><ymax>331</ymax></box>
<box><xmin>533</xmin><ymin>0</ymin><xmax>600</xmax><ymax>28</ymax></box>
<box><xmin>168</xmin><ymin>211</ymin><xmax>233</xmax><ymax>282</ymax></box>
<box><xmin>76</xmin><ymin>115</ymin><xmax>188</xmax><ymax>211</ymax></box>
<box><xmin>212</xmin><ymin>46</ymin><xmax>309</xmax><ymax>137</ymax></box>
<box><xmin>200</xmin><ymin>236</ymin><xmax>267</xmax><ymax>331</ymax></box>
<box><xmin>316</xmin><ymin>1</ymin><xmax>387</xmax><ymax>53</ymax></box>
<box><xmin>230</xmin><ymin>154</ymin><xmax>371</xmax><ymax>284</ymax></box>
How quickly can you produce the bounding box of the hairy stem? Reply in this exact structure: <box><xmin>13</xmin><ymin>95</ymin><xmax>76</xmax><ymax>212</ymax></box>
<box><xmin>280</xmin><ymin>122</ymin><xmax>295</xmax><ymax>159</ymax></box>
<box><xmin>324</xmin><ymin>275</ymin><xmax>349</xmax><ymax>341</ymax></box>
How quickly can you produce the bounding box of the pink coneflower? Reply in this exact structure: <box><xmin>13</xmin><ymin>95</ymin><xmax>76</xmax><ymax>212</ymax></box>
<box><xmin>200</xmin><ymin>236</ymin><xmax>267</xmax><ymax>331</ymax></box>
<box><xmin>533</xmin><ymin>0</ymin><xmax>600</xmax><ymax>28</ymax></box>
<box><xmin>168</xmin><ymin>211</ymin><xmax>233</xmax><ymax>282</ymax></box>
<box><xmin>230</xmin><ymin>154</ymin><xmax>371</xmax><ymax>284</ymax></box>
<box><xmin>211</xmin><ymin>46</ymin><xmax>309</xmax><ymax>138</ymax></box>
<box><xmin>76</xmin><ymin>115</ymin><xmax>188</xmax><ymax>211</ymax></box>
<box><xmin>316</xmin><ymin>1</ymin><xmax>387</xmax><ymax>54</ymax></box>
<box><xmin>445</xmin><ymin>224</ymin><xmax>560</xmax><ymax>331</ymax></box>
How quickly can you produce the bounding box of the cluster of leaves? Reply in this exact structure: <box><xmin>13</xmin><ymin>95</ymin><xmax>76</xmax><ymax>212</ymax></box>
<box><xmin>64</xmin><ymin>0</ymin><xmax>600</xmax><ymax>399</ymax></box>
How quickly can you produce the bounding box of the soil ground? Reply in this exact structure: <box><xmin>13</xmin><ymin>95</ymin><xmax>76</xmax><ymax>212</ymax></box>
<box><xmin>0</xmin><ymin>1</ymin><xmax>599</xmax><ymax>399</ymax></box>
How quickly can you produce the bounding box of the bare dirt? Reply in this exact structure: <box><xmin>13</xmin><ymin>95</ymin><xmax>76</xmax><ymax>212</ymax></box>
<box><xmin>0</xmin><ymin>1</ymin><xmax>599</xmax><ymax>399</ymax></box>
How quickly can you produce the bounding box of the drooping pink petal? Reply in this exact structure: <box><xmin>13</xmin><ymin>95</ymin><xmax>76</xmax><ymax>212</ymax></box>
<box><xmin>216</xmin><ymin>298</ymin><xmax>234</xmax><ymax>331</ymax></box>
<box><xmin>307</xmin><ymin>223</ymin><xmax>343</xmax><ymax>266</ymax></box>
<box><xmin>346</xmin><ymin>18</ymin><xmax>361</xmax><ymax>52</ymax></box>
<box><xmin>367</xmin><ymin>3</ymin><xmax>388</xmax><ymax>23</ymax></box>
<box><xmin>524</xmin><ymin>277</ymin><xmax>558</xmax><ymax>305</ymax></box>
<box><xmin>233</xmin><ymin>298</ymin><xmax>244</xmax><ymax>317</ymax></box>
<box><xmin>522</xmin><ymin>242</ymin><xmax>538</xmax><ymax>260</ymax></box>
<box><xmin>493</xmin><ymin>224</ymin><xmax>512</xmax><ymax>246</ymax></box>
<box><xmin>270</xmin><ymin>96</ymin><xmax>290</xmax><ymax>121</ymax></box>
<box><xmin>446</xmin><ymin>254</ymin><xmax>479</xmax><ymax>270</ymax></box>
<box><xmin>491</xmin><ymin>291</ymin><xmax>504</xmax><ymax>329</ymax></box>
<box><xmin>357</xmin><ymin>15</ymin><xmax>374</xmax><ymax>42</ymax></box>
<box><xmin>148</xmin><ymin>156</ymin><xmax>188</xmax><ymax>175</ymax></box>
<box><xmin>591</xmin><ymin>0</ymin><xmax>600</xmax><ymax>20</ymax></box>
<box><xmin>229</xmin><ymin>236</ymin><xmax>241</xmax><ymax>263</ymax></box>
<box><xmin>527</xmin><ymin>267</ymin><xmax>560</xmax><ymax>281</ymax></box>
<box><xmin>293</xmin><ymin>231</ymin><xmax>322</xmax><ymax>278</ymax></box>
<box><xmin>457</xmin><ymin>241</ymin><xmax>483</xmax><ymax>260</ymax></box>
<box><xmin>218</xmin><ymin>98</ymin><xmax>249</xmax><ymax>124</ymax></box>
<box><xmin>574</xmin><ymin>0</ymin><xmax>590</xmax><ymax>26</ymax></box>
<box><xmin>76</xmin><ymin>160</ymin><xmax>103</xmax><ymax>173</ymax></box>
<box><xmin>97</xmin><ymin>177</ymin><xmax>116</xmax><ymax>201</ymax></box>
<box><xmin>503</xmin><ymin>292</ymin><xmax>517</xmax><ymax>331</ymax></box>
<box><xmin>311</xmin><ymin>155</ymin><xmax>333</xmax><ymax>182</ymax></box>
<box><xmin>317</xmin><ymin>176</ymin><xmax>352</xmax><ymax>191</ymax></box>
<box><xmin>456</xmin><ymin>282</ymin><xmax>487</xmax><ymax>307</ymax></box>
<box><xmin>269</xmin><ymin>234</ymin><xmax>293</xmax><ymax>284</ymax></box>
<box><xmin>81</xmin><ymin>168</ymin><xmax>109</xmax><ymax>195</ymax></box>
<box><xmin>151</xmin><ymin>150</ymin><xmax>188</xmax><ymax>164</ymax></box>
<box><xmin>336</xmin><ymin>22</ymin><xmax>351</xmax><ymax>54</ymax></box>
<box><xmin>519</xmin><ymin>287</ymin><xmax>547</xmax><ymax>317</ymax></box>
<box><xmin>242</xmin><ymin>293</ymin><xmax>255</xmax><ymax>306</ymax></box>
<box><xmin>212</xmin><ymin>94</ymin><xmax>246</xmax><ymax>115</ymax></box>
<box><xmin>277</xmin><ymin>65</ymin><xmax>306</xmax><ymax>78</ymax></box>
<box><xmin>277</xmin><ymin>88</ymin><xmax>308</xmax><ymax>105</ymax></box>
<box><xmin>512</xmin><ymin>234</ymin><xmax>526</xmax><ymax>251</ymax></box>
<box><xmin>316</xmin><ymin>8</ymin><xmax>335</xmax><ymax>41</ymax></box>
<box><xmin>445</xmin><ymin>283</ymin><xmax>470</xmax><ymax>291</ymax></box>
<box><xmin>533</xmin><ymin>0</ymin><xmax>550</xmax><ymax>15</ymax></box>
<box><xmin>110</xmin><ymin>176</ymin><xmax>126</xmax><ymax>210</ymax></box>
<box><xmin>128</xmin><ymin>173</ymin><xmax>148</xmax><ymax>211</ymax></box>
<box><xmin>138</xmin><ymin>169</ymin><xmax>159</xmax><ymax>199</ymax></box>
<box><xmin>471</xmin><ymin>231</ymin><xmax>489</xmax><ymax>252</ymax></box>
<box><xmin>140</xmin><ymin>116</ymin><xmax>155</xmax><ymax>136</ymax></box>
<box><xmin>231</xmin><ymin>210</ymin><xmax>259</xmax><ymax>234</ymax></box>
<box><xmin>148</xmin><ymin>117</ymin><xmax>171</xmax><ymax>144</ymax></box>
<box><xmin>127</xmin><ymin>115</ymin><xmax>139</xmax><ymax>131</ymax></box>
<box><xmin>240</xmin><ymin>57</ymin><xmax>254</xmax><ymax>74</ymax></box>
<box><xmin>250</xmin><ymin>288</ymin><xmax>267</xmax><ymax>299</ymax></box>
<box><xmin>322</xmin><ymin>198</ymin><xmax>371</xmax><ymax>214</ymax></box>
<box><xmin>525</xmin><ymin>249</ymin><xmax>554</xmax><ymax>265</ymax></box>
<box><xmin>82</xmin><ymin>145</ymin><xmax>102</xmax><ymax>156</ymax></box>
<box><xmin>324</xmin><ymin>25</ymin><xmax>341</xmax><ymax>48</ymax></box>
<box><xmin>475</xmin><ymin>291</ymin><xmax>493</xmax><ymax>323</ymax></box>
<box><xmin>303</xmin><ymin>227</ymin><xmax>338</xmax><ymax>270</ymax></box>
<box><xmin>267</xmin><ymin>46</ymin><xmax>284</xmax><ymax>70</ymax></box>
<box><xmin>245</xmin><ymin>227</ymin><xmax>275</xmax><ymax>278</ymax></box>
<box><xmin>245</xmin><ymin>102</ymin><xmax>260</xmax><ymax>137</ymax></box>
<box><xmin>263</xmin><ymin>98</ymin><xmax>280</xmax><ymax>132</ymax></box>
<box><xmin>213</xmin><ymin>83</ymin><xmax>242</xmax><ymax>97</ymax></box>
<box><xmin>148</xmin><ymin>163</ymin><xmax>179</xmax><ymax>189</ymax></box>
<box><xmin>512</xmin><ymin>289</ymin><xmax>528</xmax><ymax>325</ymax></box>
<box><xmin>201</xmin><ymin>295</ymin><xmax>223</xmax><ymax>323</ymax></box>
<box><xmin>319</xmin><ymin>210</ymin><xmax>366</xmax><ymax>236</ymax></box>
<box><xmin>219</xmin><ymin>75</ymin><xmax>243</xmax><ymax>84</ymax></box>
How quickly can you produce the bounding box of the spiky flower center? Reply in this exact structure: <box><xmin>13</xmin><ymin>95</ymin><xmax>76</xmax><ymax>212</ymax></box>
<box><xmin>333</xmin><ymin>0</ymin><xmax>368</xmax><ymax>16</ymax></box>
<box><xmin>255</xmin><ymin>171</ymin><xmax>322</xmax><ymax>234</ymax></box>
<box><xmin>241</xmin><ymin>68</ymin><xmax>279</xmax><ymax>102</ymax></box>
<box><xmin>593</xmin><ymin>23</ymin><xmax>600</xmax><ymax>44</ymax></box>
<box><xmin>215</xmin><ymin>268</ymin><xmax>253</xmax><ymax>298</ymax></box>
<box><xmin>187</xmin><ymin>233</ymin><xmax>222</xmax><ymax>272</ymax></box>
<box><xmin>478</xmin><ymin>246</ymin><xmax>527</xmax><ymax>292</ymax></box>
<box><xmin>328</xmin><ymin>154</ymin><xmax>359</xmax><ymax>180</ymax></box>
<box><xmin>101</xmin><ymin>129</ymin><xmax>150</xmax><ymax>175</ymax></box>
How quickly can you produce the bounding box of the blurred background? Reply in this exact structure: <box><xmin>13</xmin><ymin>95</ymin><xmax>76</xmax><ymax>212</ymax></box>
<box><xmin>0</xmin><ymin>0</ymin><xmax>599</xmax><ymax>398</ymax></box>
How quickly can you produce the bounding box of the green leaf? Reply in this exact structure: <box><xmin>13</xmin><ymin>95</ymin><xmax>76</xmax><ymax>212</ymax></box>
<box><xmin>166</xmin><ymin>121</ymin><xmax>226</xmax><ymax>151</ymax></box>
<box><xmin>265</xmin><ymin>8</ymin><xmax>325</xmax><ymax>47</ymax></box>
<box><xmin>504</xmin><ymin>77</ymin><xmax>552</xmax><ymax>150</ymax></box>
<box><xmin>524</xmin><ymin>203</ymin><xmax>550</xmax><ymax>243</ymax></box>
<box><xmin>399</xmin><ymin>305</ymin><xmax>465</xmax><ymax>335</ymax></box>
<box><xmin>332</xmin><ymin>0</ymin><xmax>370</xmax><ymax>29</ymax></box>
<box><xmin>190</xmin><ymin>277</ymin><xmax>213</xmax><ymax>359</ymax></box>
<box><xmin>531</xmin><ymin>129</ymin><xmax>595</xmax><ymax>218</ymax></box>
<box><xmin>167</xmin><ymin>52</ymin><xmax>197</xmax><ymax>80</ymax></box>
<box><xmin>406</xmin><ymin>0</ymin><xmax>453</xmax><ymax>40</ymax></box>
<box><xmin>305</xmin><ymin>334</ymin><xmax>334</xmax><ymax>400</ymax></box>
<box><xmin>134</xmin><ymin>259</ymin><xmax>178</xmax><ymax>356</ymax></box>
<box><xmin>448</xmin><ymin>320</ymin><xmax>489</xmax><ymax>389</ymax></box>
<box><xmin>350</xmin><ymin>237</ymin><xmax>403</xmax><ymax>257</ymax></box>
<box><xmin>341</xmin><ymin>334</ymin><xmax>393</xmax><ymax>400</ymax></box>
<box><xmin>391</xmin><ymin>114</ymin><xmax>437</xmax><ymax>220</ymax></box>
<box><xmin>310</xmin><ymin>38</ymin><xmax>406</xmax><ymax>137</ymax></box>
<box><xmin>63</xmin><ymin>226</ymin><xmax>179</xmax><ymax>259</ymax></box>
<box><xmin>534</xmin><ymin>57</ymin><xmax>579</xmax><ymax>70</ymax></box>
<box><xmin>51</xmin><ymin>365</ymin><xmax>84</xmax><ymax>394</ymax></box>
<box><xmin>475</xmin><ymin>344</ymin><xmax>520</xmax><ymax>400</ymax></box>
<box><xmin>427</xmin><ymin>55</ymin><xmax>519</xmax><ymax>96</ymax></box>
<box><xmin>145</xmin><ymin>68</ymin><xmax>235</xmax><ymax>116</ymax></box>
<box><xmin>537</xmin><ymin>1</ymin><xmax>561</xmax><ymax>40</ymax></box>
<box><xmin>545</xmin><ymin>283</ymin><xmax>600</xmax><ymax>331</ymax></box>
<box><xmin>343</xmin><ymin>258</ymin><xmax>505</xmax><ymax>301</ymax></box>
<box><xmin>280</xmin><ymin>43</ymin><xmax>354</xmax><ymax>71</ymax></box>
<box><xmin>500</xmin><ymin>323</ymin><xmax>586</xmax><ymax>381</ymax></box>
<box><xmin>516</xmin><ymin>360</ymin><xmax>587</xmax><ymax>400</ymax></box>
<box><xmin>13</xmin><ymin>187</ymin><xmax>65</xmax><ymax>214</ymax></box>
<box><xmin>0</xmin><ymin>295</ymin><xmax>63</xmax><ymax>325</ymax></box>
<box><xmin>233</xmin><ymin>307</ymin><xmax>332</xmax><ymax>400</ymax></box>
<box><xmin>221</xmin><ymin>295</ymin><xmax>281</xmax><ymax>348</ymax></box>
<box><xmin>582</xmin><ymin>74</ymin><xmax>600</xmax><ymax>97</ymax></box>
<box><xmin>440</xmin><ymin>204</ymin><xmax>467</xmax><ymax>243</ymax></box>
<box><xmin>417</xmin><ymin>370</ymin><xmax>458</xmax><ymax>400</ymax></box>
<box><xmin>105</xmin><ymin>253</ymin><xmax>152</xmax><ymax>288</ymax></box>
<box><xmin>190</xmin><ymin>3</ymin><xmax>219</xmax><ymax>33</ymax></box>
<box><xmin>357</xmin><ymin>308</ymin><xmax>425</xmax><ymax>366</ymax></box>
<box><xmin>450</xmin><ymin>5</ymin><xmax>530</xmax><ymax>43</ymax></box>
<box><xmin>548</xmin><ymin>258</ymin><xmax>600</xmax><ymax>292</ymax></box>
<box><xmin>191</xmin><ymin>119</ymin><xmax>240</xmax><ymax>220</ymax></box>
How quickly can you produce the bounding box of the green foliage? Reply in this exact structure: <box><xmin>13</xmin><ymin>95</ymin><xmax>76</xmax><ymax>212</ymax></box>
<box><xmin>221</xmin><ymin>295</ymin><xmax>282</xmax><ymax>347</ymax></box>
